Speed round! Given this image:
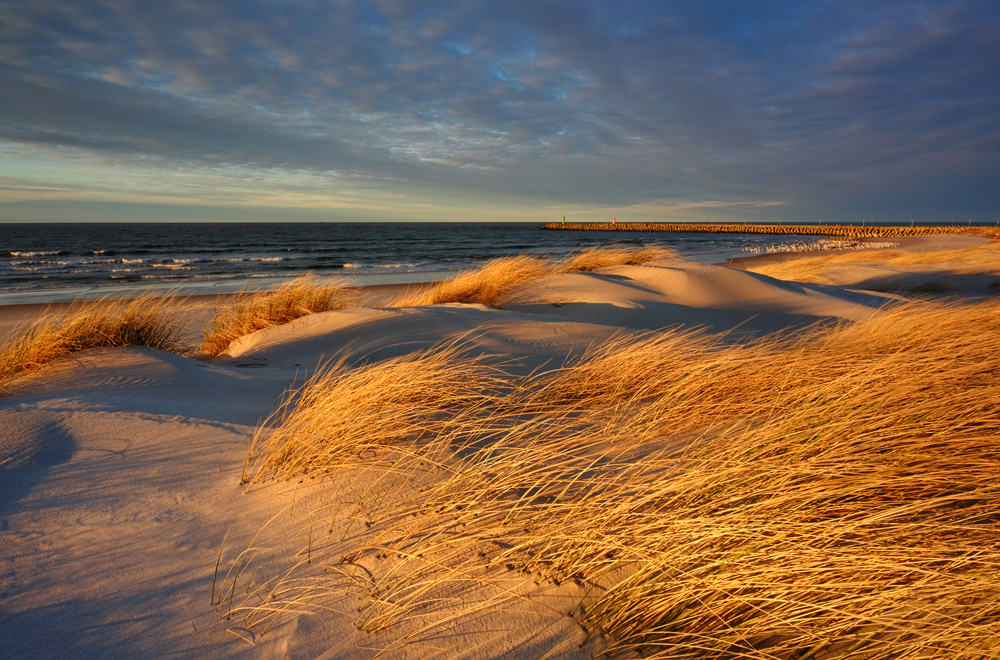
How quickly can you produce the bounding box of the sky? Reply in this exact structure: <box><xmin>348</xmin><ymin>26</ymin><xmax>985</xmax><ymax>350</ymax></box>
<box><xmin>0</xmin><ymin>0</ymin><xmax>998</xmax><ymax>224</ymax></box>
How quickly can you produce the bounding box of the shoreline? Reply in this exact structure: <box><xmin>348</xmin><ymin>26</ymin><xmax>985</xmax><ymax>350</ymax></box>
<box><xmin>541</xmin><ymin>221</ymin><xmax>996</xmax><ymax>238</ymax></box>
<box><xmin>723</xmin><ymin>233</ymin><xmax>993</xmax><ymax>268</ymax></box>
<box><xmin>2</xmin><ymin>233</ymin><xmax>993</xmax><ymax>335</ymax></box>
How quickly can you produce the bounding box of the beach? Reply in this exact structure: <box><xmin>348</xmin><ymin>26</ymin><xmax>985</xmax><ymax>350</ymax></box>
<box><xmin>2</xmin><ymin>237</ymin><xmax>998</xmax><ymax>659</ymax></box>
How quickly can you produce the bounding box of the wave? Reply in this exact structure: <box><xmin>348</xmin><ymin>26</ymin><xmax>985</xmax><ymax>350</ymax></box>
<box><xmin>8</xmin><ymin>250</ymin><xmax>69</xmax><ymax>257</ymax></box>
<box><xmin>342</xmin><ymin>262</ymin><xmax>421</xmax><ymax>269</ymax></box>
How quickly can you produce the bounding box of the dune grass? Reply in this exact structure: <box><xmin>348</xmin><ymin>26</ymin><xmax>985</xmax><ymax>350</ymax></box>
<box><xmin>554</xmin><ymin>245</ymin><xmax>673</xmax><ymax>274</ymax></box>
<box><xmin>0</xmin><ymin>295</ymin><xmax>184</xmax><ymax>397</ymax></box>
<box><xmin>200</xmin><ymin>276</ymin><xmax>362</xmax><ymax>357</ymax></box>
<box><xmin>241</xmin><ymin>340</ymin><xmax>514</xmax><ymax>483</ymax></box>
<box><xmin>387</xmin><ymin>254</ymin><xmax>553</xmax><ymax>308</ymax></box>
<box><xmin>747</xmin><ymin>242</ymin><xmax>1000</xmax><ymax>284</ymax></box>
<box><xmin>225</xmin><ymin>298</ymin><xmax>1000</xmax><ymax>657</ymax></box>
<box><xmin>388</xmin><ymin>245</ymin><xmax>674</xmax><ymax>307</ymax></box>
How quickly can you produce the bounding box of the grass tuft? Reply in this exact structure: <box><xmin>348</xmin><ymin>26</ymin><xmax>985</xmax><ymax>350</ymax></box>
<box><xmin>388</xmin><ymin>254</ymin><xmax>552</xmax><ymax>308</ymax></box>
<box><xmin>241</xmin><ymin>340</ymin><xmax>513</xmax><ymax>484</ymax></box>
<box><xmin>200</xmin><ymin>276</ymin><xmax>361</xmax><ymax>357</ymax></box>
<box><xmin>0</xmin><ymin>295</ymin><xmax>183</xmax><ymax>396</ymax></box>
<box><xmin>553</xmin><ymin>245</ymin><xmax>673</xmax><ymax>274</ymax></box>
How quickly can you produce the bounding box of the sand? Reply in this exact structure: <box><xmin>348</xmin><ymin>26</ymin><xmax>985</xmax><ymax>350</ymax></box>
<box><xmin>0</xmin><ymin>240</ymin><xmax>993</xmax><ymax>659</ymax></box>
<box><xmin>726</xmin><ymin>234</ymin><xmax>1000</xmax><ymax>295</ymax></box>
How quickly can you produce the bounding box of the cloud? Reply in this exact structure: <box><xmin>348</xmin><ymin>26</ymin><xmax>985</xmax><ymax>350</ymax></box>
<box><xmin>0</xmin><ymin>0</ymin><xmax>997</xmax><ymax>220</ymax></box>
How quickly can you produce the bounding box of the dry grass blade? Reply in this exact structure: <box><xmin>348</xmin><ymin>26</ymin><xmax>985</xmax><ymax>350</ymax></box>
<box><xmin>200</xmin><ymin>275</ymin><xmax>361</xmax><ymax>357</ymax></box>
<box><xmin>0</xmin><ymin>294</ymin><xmax>184</xmax><ymax>396</ymax></box>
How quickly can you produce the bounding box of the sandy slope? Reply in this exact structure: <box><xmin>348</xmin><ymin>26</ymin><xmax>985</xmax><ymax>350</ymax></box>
<box><xmin>727</xmin><ymin>235</ymin><xmax>1000</xmax><ymax>295</ymax></box>
<box><xmin>0</xmin><ymin>257</ymin><xmax>911</xmax><ymax>659</ymax></box>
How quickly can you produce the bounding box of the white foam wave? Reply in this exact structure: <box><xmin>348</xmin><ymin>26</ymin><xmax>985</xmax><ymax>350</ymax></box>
<box><xmin>10</xmin><ymin>250</ymin><xmax>62</xmax><ymax>257</ymax></box>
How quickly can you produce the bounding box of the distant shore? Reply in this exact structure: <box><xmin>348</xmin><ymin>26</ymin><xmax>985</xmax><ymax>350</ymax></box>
<box><xmin>542</xmin><ymin>222</ymin><xmax>983</xmax><ymax>238</ymax></box>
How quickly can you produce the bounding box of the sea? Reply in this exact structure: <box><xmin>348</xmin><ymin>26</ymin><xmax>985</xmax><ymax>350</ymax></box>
<box><xmin>1</xmin><ymin>222</ymin><xmax>833</xmax><ymax>305</ymax></box>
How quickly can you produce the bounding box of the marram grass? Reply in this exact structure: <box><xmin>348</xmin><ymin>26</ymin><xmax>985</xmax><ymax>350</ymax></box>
<box><xmin>0</xmin><ymin>295</ymin><xmax>183</xmax><ymax>396</ymax></box>
<box><xmin>200</xmin><ymin>275</ymin><xmax>362</xmax><ymax>357</ymax></box>
<box><xmin>226</xmin><ymin>298</ymin><xmax>1000</xmax><ymax>658</ymax></box>
<box><xmin>241</xmin><ymin>339</ymin><xmax>513</xmax><ymax>483</ymax></box>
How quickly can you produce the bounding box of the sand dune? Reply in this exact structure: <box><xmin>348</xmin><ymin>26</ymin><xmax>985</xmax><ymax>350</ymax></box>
<box><xmin>731</xmin><ymin>234</ymin><xmax>1000</xmax><ymax>295</ymax></box>
<box><xmin>1</xmin><ymin>249</ymin><xmax>997</xmax><ymax>659</ymax></box>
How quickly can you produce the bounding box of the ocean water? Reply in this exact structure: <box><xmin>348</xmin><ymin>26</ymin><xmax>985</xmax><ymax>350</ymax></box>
<box><xmin>1</xmin><ymin>222</ymin><xmax>814</xmax><ymax>304</ymax></box>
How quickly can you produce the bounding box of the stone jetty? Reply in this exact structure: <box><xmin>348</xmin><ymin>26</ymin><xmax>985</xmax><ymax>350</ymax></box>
<box><xmin>541</xmin><ymin>222</ymin><xmax>970</xmax><ymax>239</ymax></box>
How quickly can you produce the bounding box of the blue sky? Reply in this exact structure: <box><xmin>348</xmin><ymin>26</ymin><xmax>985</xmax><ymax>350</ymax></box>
<box><xmin>0</xmin><ymin>0</ymin><xmax>997</xmax><ymax>223</ymax></box>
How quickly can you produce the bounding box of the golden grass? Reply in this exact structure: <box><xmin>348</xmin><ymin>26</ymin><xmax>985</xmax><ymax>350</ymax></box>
<box><xmin>224</xmin><ymin>298</ymin><xmax>1000</xmax><ymax>657</ymax></box>
<box><xmin>747</xmin><ymin>242</ymin><xmax>1000</xmax><ymax>284</ymax></box>
<box><xmin>0</xmin><ymin>295</ymin><xmax>183</xmax><ymax>396</ymax></box>
<box><xmin>241</xmin><ymin>340</ymin><xmax>513</xmax><ymax>483</ymax></box>
<box><xmin>387</xmin><ymin>254</ymin><xmax>552</xmax><ymax>308</ymax></box>
<box><xmin>200</xmin><ymin>276</ymin><xmax>362</xmax><ymax>357</ymax></box>
<box><xmin>389</xmin><ymin>245</ymin><xmax>674</xmax><ymax>307</ymax></box>
<box><xmin>554</xmin><ymin>245</ymin><xmax>673</xmax><ymax>274</ymax></box>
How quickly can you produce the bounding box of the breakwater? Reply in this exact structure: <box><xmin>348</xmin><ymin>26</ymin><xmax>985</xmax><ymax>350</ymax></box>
<box><xmin>541</xmin><ymin>223</ymin><xmax>970</xmax><ymax>239</ymax></box>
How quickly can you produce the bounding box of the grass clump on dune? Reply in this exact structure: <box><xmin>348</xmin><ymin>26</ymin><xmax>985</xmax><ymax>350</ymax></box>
<box><xmin>389</xmin><ymin>245</ymin><xmax>674</xmax><ymax>307</ymax></box>
<box><xmin>0</xmin><ymin>295</ymin><xmax>183</xmax><ymax>397</ymax></box>
<box><xmin>554</xmin><ymin>245</ymin><xmax>672</xmax><ymax>273</ymax></box>
<box><xmin>241</xmin><ymin>341</ymin><xmax>512</xmax><ymax>483</ymax></box>
<box><xmin>388</xmin><ymin>254</ymin><xmax>552</xmax><ymax>308</ymax></box>
<box><xmin>227</xmin><ymin>298</ymin><xmax>1000</xmax><ymax>658</ymax></box>
<box><xmin>200</xmin><ymin>276</ymin><xmax>361</xmax><ymax>357</ymax></box>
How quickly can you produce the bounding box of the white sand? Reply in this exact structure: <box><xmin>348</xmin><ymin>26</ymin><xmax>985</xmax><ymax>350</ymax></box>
<box><xmin>0</xmin><ymin>250</ymin><xmax>978</xmax><ymax>659</ymax></box>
